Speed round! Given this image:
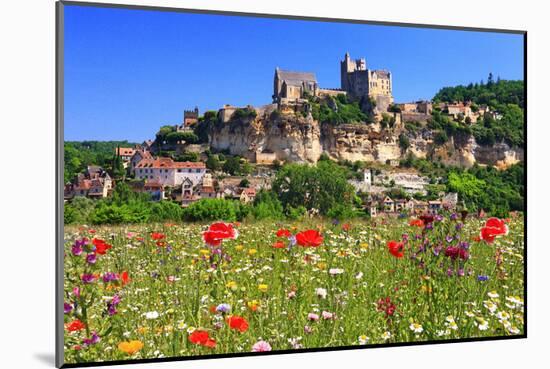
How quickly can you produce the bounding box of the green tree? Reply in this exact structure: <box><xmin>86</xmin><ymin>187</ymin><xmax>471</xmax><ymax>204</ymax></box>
<box><xmin>272</xmin><ymin>161</ymin><xmax>354</xmax><ymax>215</ymax></box>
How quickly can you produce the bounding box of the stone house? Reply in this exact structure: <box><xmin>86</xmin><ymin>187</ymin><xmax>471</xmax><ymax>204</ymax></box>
<box><xmin>273</xmin><ymin>68</ymin><xmax>318</xmax><ymax>103</ymax></box>
<box><xmin>395</xmin><ymin>199</ymin><xmax>407</xmax><ymax>212</ymax></box>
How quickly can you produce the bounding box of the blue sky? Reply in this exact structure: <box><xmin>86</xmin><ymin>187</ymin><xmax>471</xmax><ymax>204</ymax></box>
<box><xmin>64</xmin><ymin>5</ymin><xmax>524</xmax><ymax>142</ymax></box>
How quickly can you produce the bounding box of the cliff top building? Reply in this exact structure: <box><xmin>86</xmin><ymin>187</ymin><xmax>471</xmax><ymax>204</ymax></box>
<box><xmin>340</xmin><ymin>52</ymin><xmax>393</xmax><ymax>111</ymax></box>
<box><xmin>273</xmin><ymin>67</ymin><xmax>318</xmax><ymax>103</ymax></box>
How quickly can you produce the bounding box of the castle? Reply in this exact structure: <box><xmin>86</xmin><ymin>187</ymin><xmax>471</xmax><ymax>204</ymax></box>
<box><xmin>273</xmin><ymin>53</ymin><xmax>393</xmax><ymax>111</ymax></box>
<box><xmin>340</xmin><ymin>52</ymin><xmax>393</xmax><ymax>111</ymax></box>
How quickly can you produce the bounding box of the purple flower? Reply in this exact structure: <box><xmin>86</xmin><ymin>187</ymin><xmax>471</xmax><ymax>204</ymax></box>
<box><xmin>72</xmin><ymin>287</ymin><xmax>80</xmax><ymax>297</ymax></box>
<box><xmin>435</xmin><ymin>214</ymin><xmax>443</xmax><ymax>222</ymax></box>
<box><xmin>71</xmin><ymin>244</ymin><xmax>83</xmax><ymax>256</ymax></box>
<box><xmin>457</xmin><ymin>268</ymin><xmax>465</xmax><ymax>277</ymax></box>
<box><xmin>86</xmin><ymin>253</ymin><xmax>97</xmax><ymax>264</ymax></box>
<box><xmin>83</xmin><ymin>331</ymin><xmax>100</xmax><ymax>346</ymax></box>
<box><xmin>425</xmin><ymin>223</ymin><xmax>433</xmax><ymax>230</ymax></box>
<box><xmin>64</xmin><ymin>302</ymin><xmax>73</xmax><ymax>314</ymax></box>
<box><xmin>102</xmin><ymin>272</ymin><xmax>118</xmax><ymax>283</ymax></box>
<box><xmin>446</xmin><ymin>268</ymin><xmax>454</xmax><ymax>276</ymax></box>
<box><xmin>445</xmin><ymin>235</ymin><xmax>454</xmax><ymax>243</ymax></box>
<box><xmin>402</xmin><ymin>233</ymin><xmax>409</xmax><ymax>242</ymax></box>
<box><xmin>106</xmin><ymin>294</ymin><xmax>121</xmax><ymax>316</ymax></box>
<box><xmin>455</xmin><ymin>223</ymin><xmax>464</xmax><ymax>231</ymax></box>
<box><xmin>450</xmin><ymin>213</ymin><xmax>458</xmax><ymax>221</ymax></box>
<box><xmin>81</xmin><ymin>274</ymin><xmax>96</xmax><ymax>284</ymax></box>
<box><xmin>459</xmin><ymin>241</ymin><xmax>470</xmax><ymax>250</ymax></box>
<box><xmin>216</xmin><ymin>303</ymin><xmax>231</xmax><ymax>313</ymax></box>
<box><xmin>477</xmin><ymin>275</ymin><xmax>489</xmax><ymax>281</ymax></box>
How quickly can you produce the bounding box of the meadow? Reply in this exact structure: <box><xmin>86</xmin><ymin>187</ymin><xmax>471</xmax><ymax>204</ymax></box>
<box><xmin>63</xmin><ymin>214</ymin><xmax>524</xmax><ymax>363</ymax></box>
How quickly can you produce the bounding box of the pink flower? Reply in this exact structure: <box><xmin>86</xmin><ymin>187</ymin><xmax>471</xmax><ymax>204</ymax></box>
<box><xmin>307</xmin><ymin>313</ymin><xmax>319</xmax><ymax>321</ymax></box>
<box><xmin>251</xmin><ymin>340</ymin><xmax>272</xmax><ymax>352</ymax></box>
<box><xmin>322</xmin><ymin>311</ymin><xmax>334</xmax><ymax>320</ymax></box>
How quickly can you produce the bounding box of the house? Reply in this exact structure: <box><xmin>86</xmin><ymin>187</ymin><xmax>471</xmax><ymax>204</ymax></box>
<box><xmin>368</xmin><ymin>202</ymin><xmax>378</xmax><ymax>217</ymax></box>
<box><xmin>383</xmin><ymin>196</ymin><xmax>395</xmax><ymax>212</ymax></box>
<box><xmin>115</xmin><ymin>147</ymin><xmax>136</xmax><ymax>165</ymax></box>
<box><xmin>65</xmin><ymin>166</ymin><xmax>112</xmax><ymax>199</ymax></box>
<box><xmin>144</xmin><ymin>181</ymin><xmax>165</xmax><ymax>201</ymax></box>
<box><xmin>428</xmin><ymin>200</ymin><xmax>443</xmax><ymax>215</ymax></box>
<box><xmin>181</xmin><ymin>178</ymin><xmax>194</xmax><ymax>197</ymax></box>
<box><xmin>395</xmin><ymin>199</ymin><xmax>407</xmax><ymax>213</ymax></box>
<box><xmin>239</xmin><ymin>187</ymin><xmax>256</xmax><ymax>204</ymax></box>
<box><xmin>413</xmin><ymin>200</ymin><xmax>429</xmax><ymax>214</ymax></box>
<box><xmin>199</xmin><ymin>186</ymin><xmax>218</xmax><ymax>199</ymax></box>
<box><xmin>130</xmin><ymin>149</ymin><xmax>153</xmax><ymax>173</ymax></box>
<box><xmin>134</xmin><ymin>157</ymin><xmax>206</xmax><ymax>187</ymax></box>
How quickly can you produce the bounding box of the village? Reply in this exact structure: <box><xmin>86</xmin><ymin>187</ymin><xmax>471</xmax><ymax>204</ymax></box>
<box><xmin>63</xmin><ymin>138</ymin><xmax>462</xmax><ymax>218</ymax></box>
<box><xmin>63</xmin><ymin>52</ymin><xmax>497</xmax><ymax>217</ymax></box>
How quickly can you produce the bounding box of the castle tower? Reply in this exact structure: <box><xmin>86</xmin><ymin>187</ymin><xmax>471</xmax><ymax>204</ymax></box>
<box><xmin>363</xmin><ymin>169</ymin><xmax>372</xmax><ymax>187</ymax></box>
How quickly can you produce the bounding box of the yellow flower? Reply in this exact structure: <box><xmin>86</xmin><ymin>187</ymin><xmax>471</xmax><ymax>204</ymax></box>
<box><xmin>248</xmin><ymin>248</ymin><xmax>258</xmax><ymax>256</ymax></box>
<box><xmin>199</xmin><ymin>249</ymin><xmax>210</xmax><ymax>256</ymax></box>
<box><xmin>226</xmin><ymin>281</ymin><xmax>238</xmax><ymax>290</ymax></box>
<box><xmin>316</xmin><ymin>262</ymin><xmax>327</xmax><ymax>270</ymax></box>
<box><xmin>360</xmin><ymin>243</ymin><xmax>369</xmax><ymax>249</ymax></box>
<box><xmin>235</xmin><ymin>245</ymin><xmax>244</xmax><ymax>251</ymax></box>
<box><xmin>421</xmin><ymin>285</ymin><xmax>432</xmax><ymax>293</ymax></box>
<box><xmin>247</xmin><ymin>299</ymin><xmax>260</xmax><ymax>311</ymax></box>
<box><xmin>137</xmin><ymin>326</ymin><xmax>148</xmax><ymax>334</ymax></box>
<box><xmin>118</xmin><ymin>340</ymin><xmax>144</xmax><ymax>355</ymax></box>
<box><xmin>258</xmin><ymin>284</ymin><xmax>269</xmax><ymax>293</ymax></box>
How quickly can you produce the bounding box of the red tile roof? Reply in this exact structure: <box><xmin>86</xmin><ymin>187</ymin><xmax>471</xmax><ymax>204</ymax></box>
<box><xmin>116</xmin><ymin>147</ymin><xmax>136</xmax><ymax>156</ymax></box>
<box><xmin>136</xmin><ymin>157</ymin><xmax>206</xmax><ymax>169</ymax></box>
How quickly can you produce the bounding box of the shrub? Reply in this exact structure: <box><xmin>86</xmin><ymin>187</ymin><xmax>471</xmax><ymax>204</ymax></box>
<box><xmin>182</xmin><ymin>199</ymin><xmax>239</xmax><ymax>222</ymax></box>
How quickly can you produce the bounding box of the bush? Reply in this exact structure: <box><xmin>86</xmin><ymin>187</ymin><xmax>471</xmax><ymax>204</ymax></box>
<box><xmin>182</xmin><ymin>199</ymin><xmax>239</xmax><ymax>222</ymax></box>
<box><xmin>149</xmin><ymin>201</ymin><xmax>184</xmax><ymax>222</ymax></box>
<box><xmin>252</xmin><ymin>190</ymin><xmax>284</xmax><ymax>220</ymax></box>
<box><xmin>327</xmin><ymin>204</ymin><xmax>356</xmax><ymax>220</ymax></box>
<box><xmin>285</xmin><ymin>205</ymin><xmax>307</xmax><ymax>220</ymax></box>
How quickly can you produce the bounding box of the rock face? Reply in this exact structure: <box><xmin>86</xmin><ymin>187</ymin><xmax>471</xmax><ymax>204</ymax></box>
<box><xmin>208</xmin><ymin>112</ymin><xmax>523</xmax><ymax>169</ymax></box>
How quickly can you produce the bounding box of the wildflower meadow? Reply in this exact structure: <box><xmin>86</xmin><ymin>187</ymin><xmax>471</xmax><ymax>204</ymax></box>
<box><xmin>63</xmin><ymin>214</ymin><xmax>524</xmax><ymax>364</ymax></box>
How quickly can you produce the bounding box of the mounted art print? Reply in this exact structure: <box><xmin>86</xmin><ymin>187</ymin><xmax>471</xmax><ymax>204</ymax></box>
<box><xmin>56</xmin><ymin>1</ymin><xmax>526</xmax><ymax>367</ymax></box>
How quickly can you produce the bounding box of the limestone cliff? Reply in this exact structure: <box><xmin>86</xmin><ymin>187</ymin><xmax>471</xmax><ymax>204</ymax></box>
<box><xmin>208</xmin><ymin>112</ymin><xmax>523</xmax><ymax>169</ymax></box>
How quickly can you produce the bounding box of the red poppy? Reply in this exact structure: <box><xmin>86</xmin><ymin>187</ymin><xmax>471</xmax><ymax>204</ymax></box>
<box><xmin>419</xmin><ymin>214</ymin><xmax>434</xmax><ymax>224</ymax></box>
<box><xmin>203</xmin><ymin>222</ymin><xmax>238</xmax><ymax>246</ymax></box>
<box><xmin>342</xmin><ymin>223</ymin><xmax>352</xmax><ymax>231</ymax></box>
<box><xmin>120</xmin><ymin>271</ymin><xmax>130</xmax><ymax>286</ymax></box>
<box><xmin>66</xmin><ymin>319</ymin><xmax>86</xmax><ymax>332</ymax></box>
<box><xmin>296</xmin><ymin>230</ymin><xmax>323</xmax><ymax>247</ymax></box>
<box><xmin>92</xmin><ymin>238</ymin><xmax>112</xmax><ymax>255</ymax></box>
<box><xmin>409</xmin><ymin>219</ymin><xmax>424</xmax><ymax>227</ymax></box>
<box><xmin>480</xmin><ymin>217</ymin><xmax>509</xmax><ymax>243</ymax></box>
<box><xmin>151</xmin><ymin>232</ymin><xmax>165</xmax><ymax>241</ymax></box>
<box><xmin>227</xmin><ymin>315</ymin><xmax>249</xmax><ymax>332</ymax></box>
<box><xmin>209</xmin><ymin>305</ymin><xmax>217</xmax><ymax>314</ymax></box>
<box><xmin>272</xmin><ymin>241</ymin><xmax>286</xmax><ymax>249</ymax></box>
<box><xmin>188</xmin><ymin>330</ymin><xmax>216</xmax><ymax>348</ymax></box>
<box><xmin>276</xmin><ymin>228</ymin><xmax>292</xmax><ymax>238</ymax></box>
<box><xmin>387</xmin><ymin>241</ymin><xmax>404</xmax><ymax>258</ymax></box>
<box><xmin>88</xmin><ymin>229</ymin><xmax>96</xmax><ymax>234</ymax></box>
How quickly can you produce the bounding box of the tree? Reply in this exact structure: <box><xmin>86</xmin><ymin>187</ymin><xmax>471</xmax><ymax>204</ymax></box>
<box><xmin>223</xmin><ymin>156</ymin><xmax>241</xmax><ymax>175</ymax></box>
<box><xmin>398</xmin><ymin>134</ymin><xmax>410</xmax><ymax>152</ymax></box>
<box><xmin>272</xmin><ymin>161</ymin><xmax>354</xmax><ymax>215</ymax></box>
<box><xmin>206</xmin><ymin>155</ymin><xmax>221</xmax><ymax>171</ymax></box>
